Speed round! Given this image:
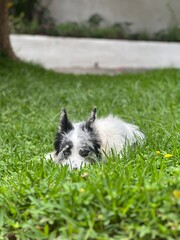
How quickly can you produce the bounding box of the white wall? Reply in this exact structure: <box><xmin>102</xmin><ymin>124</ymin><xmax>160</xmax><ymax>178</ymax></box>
<box><xmin>42</xmin><ymin>0</ymin><xmax>180</xmax><ymax>33</ymax></box>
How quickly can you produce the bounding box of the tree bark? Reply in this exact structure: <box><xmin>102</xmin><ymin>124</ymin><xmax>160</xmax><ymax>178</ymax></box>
<box><xmin>0</xmin><ymin>0</ymin><xmax>17</xmax><ymax>59</ymax></box>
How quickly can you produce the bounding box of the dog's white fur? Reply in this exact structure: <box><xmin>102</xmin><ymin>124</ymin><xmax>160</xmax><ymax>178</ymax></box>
<box><xmin>46</xmin><ymin>109</ymin><xmax>144</xmax><ymax>169</ymax></box>
<box><xmin>93</xmin><ymin>115</ymin><xmax>144</xmax><ymax>152</ymax></box>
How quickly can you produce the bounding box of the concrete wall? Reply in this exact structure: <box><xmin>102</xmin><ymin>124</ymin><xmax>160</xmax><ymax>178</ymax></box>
<box><xmin>42</xmin><ymin>0</ymin><xmax>180</xmax><ymax>33</ymax></box>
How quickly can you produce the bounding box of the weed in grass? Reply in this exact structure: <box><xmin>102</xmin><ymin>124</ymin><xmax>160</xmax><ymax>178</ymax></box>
<box><xmin>0</xmin><ymin>58</ymin><xmax>180</xmax><ymax>239</ymax></box>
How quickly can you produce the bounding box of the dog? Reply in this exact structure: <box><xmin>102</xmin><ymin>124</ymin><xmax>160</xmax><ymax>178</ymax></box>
<box><xmin>46</xmin><ymin>107</ymin><xmax>145</xmax><ymax>169</ymax></box>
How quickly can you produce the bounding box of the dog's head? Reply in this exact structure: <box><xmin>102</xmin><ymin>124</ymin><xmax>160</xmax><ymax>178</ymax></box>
<box><xmin>54</xmin><ymin>107</ymin><xmax>101</xmax><ymax>169</ymax></box>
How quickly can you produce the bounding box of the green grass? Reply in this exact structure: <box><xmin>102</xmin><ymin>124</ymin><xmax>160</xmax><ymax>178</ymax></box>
<box><xmin>0</xmin><ymin>58</ymin><xmax>180</xmax><ymax>240</ymax></box>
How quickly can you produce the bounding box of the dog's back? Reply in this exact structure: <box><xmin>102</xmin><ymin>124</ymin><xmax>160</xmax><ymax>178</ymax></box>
<box><xmin>94</xmin><ymin>115</ymin><xmax>144</xmax><ymax>154</ymax></box>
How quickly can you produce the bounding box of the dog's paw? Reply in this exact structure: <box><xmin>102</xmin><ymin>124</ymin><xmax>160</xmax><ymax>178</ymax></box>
<box><xmin>45</xmin><ymin>151</ymin><xmax>55</xmax><ymax>161</ymax></box>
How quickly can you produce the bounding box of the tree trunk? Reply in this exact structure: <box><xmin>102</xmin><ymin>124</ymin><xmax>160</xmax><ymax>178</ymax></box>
<box><xmin>0</xmin><ymin>0</ymin><xmax>17</xmax><ymax>59</ymax></box>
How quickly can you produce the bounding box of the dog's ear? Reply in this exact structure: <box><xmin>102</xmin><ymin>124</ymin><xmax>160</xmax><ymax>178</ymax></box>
<box><xmin>58</xmin><ymin>109</ymin><xmax>74</xmax><ymax>133</ymax></box>
<box><xmin>85</xmin><ymin>107</ymin><xmax>97</xmax><ymax>131</ymax></box>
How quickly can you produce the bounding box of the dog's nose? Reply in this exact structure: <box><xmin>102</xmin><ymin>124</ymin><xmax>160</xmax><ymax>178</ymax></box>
<box><xmin>70</xmin><ymin>160</ymin><xmax>80</xmax><ymax>170</ymax></box>
<box><xmin>72</xmin><ymin>163</ymin><xmax>79</xmax><ymax>170</ymax></box>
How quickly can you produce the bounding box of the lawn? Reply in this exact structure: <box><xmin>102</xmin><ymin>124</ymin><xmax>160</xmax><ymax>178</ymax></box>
<box><xmin>0</xmin><ymin>58</ymin><xmax>180</xmax><ymax>240</ymax></box>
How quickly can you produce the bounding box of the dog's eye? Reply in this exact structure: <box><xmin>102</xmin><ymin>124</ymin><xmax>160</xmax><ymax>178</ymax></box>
<box><xmin>63</xmin><ymin>150</ymin><xmax>70</xmax><ymax>159</ymax></box>
<box><xmin>79</xmin><ymin>149</ymin><xmax>90</xmax><ymax>158</ymax></box>
<box><xmin>63</xmin><ymin>145</ymin><xmax>71</xmax><ymax>159</ymax></box>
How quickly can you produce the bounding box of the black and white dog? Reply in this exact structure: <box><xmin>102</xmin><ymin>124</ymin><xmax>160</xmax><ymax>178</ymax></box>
<box><xmin>46</xmin><ymin>107</ymin><xmax>144</xmax><ymax>169</ymax></box>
